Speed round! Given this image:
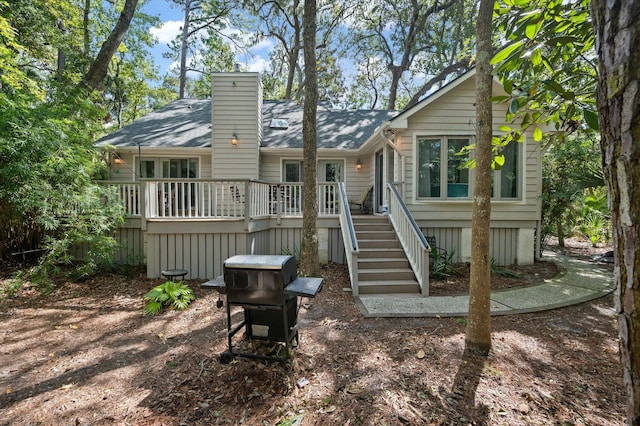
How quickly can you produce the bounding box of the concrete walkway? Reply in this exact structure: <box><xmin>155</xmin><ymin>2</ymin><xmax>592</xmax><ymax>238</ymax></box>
<box><xmin>355</xmin><ymin>250</ymin><xmax>615</xmax><ymax>317</ymax></box>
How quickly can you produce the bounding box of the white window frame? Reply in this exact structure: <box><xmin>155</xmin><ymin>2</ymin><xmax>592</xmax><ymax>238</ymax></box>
<box><xmin>414</xmin><ymin>135</ymin><xmax>523</xmax><ymax>202</ymax></box>
<box><xmin>318</xmin><ymin>159</ymin><xmax>345</xmax><ymax>183</ymax></box>
<box><xmin>134</xmin><ymin>156</ymin><xmax>200</xmax><ymax>180</ymax></box>
<box><xmin>281</xmin><ymin>159</ymin><xmax>304</xmax><ymax>182</ymax></box>
<box><xmin>416</xmin><ymin>136</ymin><xmax>473</xmax><ymax>200</ymax></box>
<box><xmin>491</xmin><ymin>139</ymin><xmax>522</xmax><ymax>200</ymax></box>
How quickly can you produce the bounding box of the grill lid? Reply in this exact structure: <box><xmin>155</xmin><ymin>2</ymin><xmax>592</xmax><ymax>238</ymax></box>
<box><xmin>223</xmin><ymin>255</ymin><xmax>294</xmax><ymax>270</ymax></box>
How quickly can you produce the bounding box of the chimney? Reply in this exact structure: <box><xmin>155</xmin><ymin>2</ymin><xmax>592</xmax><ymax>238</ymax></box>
<box><xmin>211</xmin><ymin>72</ymin><xmax>263</xmax><ymax>180</ymax></box>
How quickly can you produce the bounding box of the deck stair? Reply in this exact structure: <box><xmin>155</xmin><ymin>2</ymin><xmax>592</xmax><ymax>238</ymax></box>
<box><xmin>353</xmin><ymin>215</ymin><xmax>421</xmax><ymax>295</ymax></box>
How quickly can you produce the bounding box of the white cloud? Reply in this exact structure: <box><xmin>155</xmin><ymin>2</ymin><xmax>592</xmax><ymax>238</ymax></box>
<box><xmin>250</xmin><ymin>38</ymin><xmax>275</xmax><ymax>53</ymax></box>
<box><xmin>150</xmin><ymin>20</ymin><xmax>183</xmax><ymax>44</ymax></box>
<box><xmin>246</xmin><ymin>56</ymin><xmax>271</xmax><ymax>73</ymax></box>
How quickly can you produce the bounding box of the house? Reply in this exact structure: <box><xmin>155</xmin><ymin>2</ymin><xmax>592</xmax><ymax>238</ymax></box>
<box><xmin>96</xmin><ymin>70</ymin><xmax>542</xmax><ymax>296</ymax></box>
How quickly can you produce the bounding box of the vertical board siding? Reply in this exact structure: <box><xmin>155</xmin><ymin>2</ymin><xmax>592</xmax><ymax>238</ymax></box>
<box><xmin>489</xmin><ymin>228</ymin><xmax>518</xmax><ymax>266</ymax></box>
<box><xmin>113</xmin><ymin>227</ymin><xmax>145</xmax><ymax>264</ymax></box>
<box><xmin>71</xmin><ymin>227</ymin><xmax>144</xmax><ymax>265</ymax></box>
<box><xmin>271</xmin><ymin>227</ymin><xmax>302</xmax><ymax>257</ymax></box>
<box><xmin>148</xmin><ymin>232</ymin><xmax>244</xmax><ymax>279</ymax></box>
<box><xmin>421</xmin><ymin>227</ymin><xmax>461</xmax><ymax>262</ymax></box>
<box><xmin>247</xmin><ymin>229</ymin><xmax>271</xmax><ymax>255</ymax></box>
<box><xmin>419</xmin><ymin>226</ymin><xmax>518</xmax><ymax>265</ymax></box>
<box><xmin>328</xmin><ymin>228</ymin><xmax>346</xmax><ymax>264</ymax></box>
<box><xmin>120</xmin><ymin>225</ymin><xmax>344</xmax><ymax>278</ymax></box>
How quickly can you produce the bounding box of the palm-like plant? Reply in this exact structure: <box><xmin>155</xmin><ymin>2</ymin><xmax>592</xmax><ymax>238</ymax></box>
<box><xmin>144</xmin><ymin>281</ymin><xmax>195</xmax><ymax>314</ymax></box>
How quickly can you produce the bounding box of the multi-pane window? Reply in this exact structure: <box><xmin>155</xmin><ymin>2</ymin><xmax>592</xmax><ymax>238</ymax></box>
<box><xmin>283</xmin><ymin>160</ymin><xmax>303</xmax><ymax>182</ymax></box>
<box><xmin>418</xmin><ymin>137</ymin><xmax>470</xmax><ymax>198</ymax></box>
<box><xmin>493</xmin><ymin>141</ymin><xmax>519</xmax><ymax>198</ymax></box>
<box><xmin>417</xmin><ymin>137</ymin><xmax>520</xmax><ymax>200</ymax></box>
<box><xmin>137</xmin><ymin>157</ymin><xmax>198</xmax><ymax>179</ymax></box>
<box><xmin>319</xmin><ymin>160</ymin><xmax>343</xmax><ymax>182</ymax></box>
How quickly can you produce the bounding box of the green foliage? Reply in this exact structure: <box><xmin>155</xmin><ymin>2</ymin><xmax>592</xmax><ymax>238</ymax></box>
<box><xmin>575</xmin><ymin>187</ymin><xmax>610</xmax><ymax>246</ymax></box>
<box><xmin>492</xmin><ymin>0</ymin><xmax>597</xmax><ymax>140</ymax></box>
<box><xmin>346</xmin><ymin>0</ymin><xmax>476</xmax><ymax>109</ymax></box>
<box><xmin>490</xmin><ymin>258</ymin><xmax>521</xmax><ymax>278</ymax></box>
<box><xmin>281</xmin><ymin>245</ymin><xmax>301</xmax><ymax>262</ymax></box>
<box><xmin>0</xmin><ymin>278</ymin><xmax>23</xmax><ymax>300</ymax></box>
<box><xmin>577</xmin><ymin>211</ymin><xmax>609</xmax><ymax>247</ymax></box>
<box><xmin>540</xmin><ymin>134</ymin><xmax>606</xmax><ymax>243</ymax></box>
<box><xmin>429</xmin><ymin>247</ymin><xmax>459</xmax><ymax>279</ymax></box>
<box><xmin>144</xmin><ymin>281</ymin><xmax>195</xmax><ymax>315</ymax></box>
<box><xmin>0</xmin><ymin>4</ymin><xmax>129</xmax><ymax>284</ymax></box>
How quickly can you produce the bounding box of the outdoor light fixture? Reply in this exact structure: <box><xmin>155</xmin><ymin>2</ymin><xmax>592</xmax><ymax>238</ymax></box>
<box><xmin>113</xmin><ymin>153</ymin><xmax>124</xmax><ymax>165</ymax></box>
<box><xmin>356</xmin><ymin>158</ymin><xmax>362</xmax><ymax>170</ymax></box>
<box><xmin>231</xmin><ymin>132</ymin><xmax>239</xmax><ymax>146</ymax></box>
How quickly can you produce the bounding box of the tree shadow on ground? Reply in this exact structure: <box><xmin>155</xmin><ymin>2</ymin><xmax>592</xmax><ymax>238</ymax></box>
<box><xmin>445</xmin><ymin>346</ymin><xmax>490</xmax><ymax>424</ymax></box>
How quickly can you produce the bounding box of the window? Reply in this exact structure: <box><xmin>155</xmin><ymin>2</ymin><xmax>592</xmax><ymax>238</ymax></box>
<box><xmin>270</xmin><ymin>118</ymin><xmax>289</xmax><ymax>129</ymax></box>
<box><xmin>137</xmin><ymin>158</ymin><xmax>199</xmax><ymax>211</ymax></box>
<box><xmin>417</xmin><ymin>137</ymin><xmax>470</xmax><ymax>198</ymax></box>
<box><xmin>162</xmin><ymin>158</ymin><xmax>197</xmax><ymax>179</ymax></box>
<box><xmin>137</xmin><ymin>157</ymin><xmax>198</xmax><ymax>179</ymax></box>
<box><xmin>417</xmin><ymin>136</ymin><xmax>521</xmax><ymax>200</ymax></box>
<box><xmin>283</xmin><ymin>160</ymin><xmax>303</xmax><ymax>182</ymax></box>
<box><xmin>319</xmin><ymin>160</ymin><xmax>343</xmax><ymax>182</ymax></box>
<box><xmin>493</xmin><ymin>141</ymin><xmax>519</xmax><ymax>199</ymax></box>
<box><xmin>140</xmin><ymin>160</ymin><xmax>155</xmax><ymax>178</ymax></box>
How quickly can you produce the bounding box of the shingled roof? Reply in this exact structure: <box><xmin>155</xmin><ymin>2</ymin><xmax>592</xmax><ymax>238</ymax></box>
<box><xmin>261</xmin><ymin>101</ymin><xmax>397</xmax><ymax>149</ymax></box>
<box><xmin>96</xmin><ymin>99</ymin><xmax>397</xmax><ymax>150</ymax></box>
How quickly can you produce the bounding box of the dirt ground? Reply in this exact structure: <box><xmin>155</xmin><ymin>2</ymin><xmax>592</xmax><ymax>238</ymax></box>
<box><xmin>0</xmin><ymin>238</ymin><xmax>624</xmax><ymax>425</ymax></box>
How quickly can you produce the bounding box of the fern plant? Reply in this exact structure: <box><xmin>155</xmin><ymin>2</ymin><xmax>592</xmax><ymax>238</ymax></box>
<box><xmin>144</xmin><ymin>281</ymin><xmax>195</xmax><ymax>315</ymax></box>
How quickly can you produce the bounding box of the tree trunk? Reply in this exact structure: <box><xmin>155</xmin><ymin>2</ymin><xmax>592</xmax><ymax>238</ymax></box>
<box><xmin>387</xmin><ymin>65</ymin><xmax>402</xmax><ymax>110</ymax></box>
<box><xmin>179</xmin><ymin>0</ymin><xmax>191</xmax><ymax>99</ymax></box>
<box><xmin>82</xmin><ymin>0</ymin><xmax>138</xmax><ymax>91</ymax></box>
<box><xmin>299</xmin><ymin>0</ymin><xmax>319</xmax><ymax>277</ymax></box>
<box><xmin>465</xmin><ymin>0</ymin><xmax>493</xmax><ymax>354</ymax></box>
<box><xmin>590</xmin><ymin>0</ymin><xmax>640</xmax><ymax>423</ymax></box>
<box><xmin>83</xmin><ymin>0</ymin><xmax>91</xmax><ymax>60</ymax></box>
<box><xmin>556</xmin><ymin>219</ymin><xmax>565</xmax><ymax>247</ymax></box>
<box><xmin>285</xmin><ymin>0</ymin><xmax>301</xmax><ymax>101</ymax></box>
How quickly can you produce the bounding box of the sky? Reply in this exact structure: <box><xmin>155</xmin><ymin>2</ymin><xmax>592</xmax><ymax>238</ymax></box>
<box><xmin>142</xmin><ymin>0</ymin><xmax>274</xmax><ymax>77</ymax></box>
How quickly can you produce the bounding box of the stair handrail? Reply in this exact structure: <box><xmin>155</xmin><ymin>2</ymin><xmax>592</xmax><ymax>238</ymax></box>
<box><xmin>386</xmin><ymin>182</ymin><xmax>430</xmax><ymax>296</ymax></box>
<box><xmin>338</xmin><ymin>182</ymin><xmax>359</xmax><ymax>295</ymax></box>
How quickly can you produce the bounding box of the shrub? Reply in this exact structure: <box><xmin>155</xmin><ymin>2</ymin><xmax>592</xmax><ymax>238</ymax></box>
<box><xmin>144</xmin><ymin>281</ymin><xmax>195</xmax><ymax>315</ymax></box>
<box><xmin>490</xmin><ymin>258</ymin><xmax>521</xmax><ymax>278</ymax></box>
<box><xmin>430</xmin><ymin>247</ymin><xmax>459</xmax><ymax>279</ymax></box>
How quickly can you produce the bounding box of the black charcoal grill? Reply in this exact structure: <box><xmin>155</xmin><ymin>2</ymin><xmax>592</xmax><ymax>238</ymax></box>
<box><xmin>202</xmin><ymin>254</ymin><xmax>323</xmax><ymax>363</ymax></box>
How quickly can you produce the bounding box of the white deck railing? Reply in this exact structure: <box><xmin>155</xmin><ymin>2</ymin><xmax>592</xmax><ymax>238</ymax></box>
<box><xmin>386</xmin><ymin>183</ymin><xmax>430</xmax><ymax>296</ymax></box>
<box><xmin>103</xmin><ymin>182</ymin><xmax>141</xmax><ymax>216</ymax></box>
<box><xmin>338</xmin><ymin>182</ymin><xmax>359</xmax><ymax>295</ymax></box>
<box><xmin>102</xmin><ymin>180</ymin><xmax>340</xmax><ymax>220</ymax></box>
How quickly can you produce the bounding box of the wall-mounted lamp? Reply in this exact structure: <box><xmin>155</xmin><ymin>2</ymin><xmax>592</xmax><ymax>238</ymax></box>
<box><xmin>231</xmin><ymin>132</ymin><xmax>239</xmax><ymax>146</ymax></box>
<box><xmin>104</xmin><ymin>151</ymin><xmax>123</xmax><ymax>166</ymax></box>
<box><xmin>356</xmin><ymin>158</ymin><xmax>363</xmax><ymax>170</ymax></box>
<box><xmin>112</xmin><ymin>153</ymin><xmax>124</xmax><ymax>165</ymax></box>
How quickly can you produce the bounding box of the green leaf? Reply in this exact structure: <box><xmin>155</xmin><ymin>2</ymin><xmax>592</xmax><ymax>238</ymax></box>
<box><xmin>499</xmin><ymin>125</ymin><xmax>512</xmax><ymax>132</ymax></box>
<box><xmin>525</xmin><ymin>19</ymin><xmax>543</xmax><ymax>40</ymax></box>
<box><xmin>533</xmin><ymin>127</ymin><xmax>543</xmax><ymax>142</ymax></box>
<box><xmin>509</xmin><ymin>98</ymin><xmax>520</xmax><ymax>114</ymax></box>
<box><xmin>491</xmin><ymin>40</ymin><xmax>526</xmax><ymax>65</ymax></box>
<box><xmin>530</xmin><ymin>49</ymin><xmax>542</xmax><ymax>66</ymax></box>
<box><xmin>546</xmin><ymin>36</ymin><xmax>579</xmax><ymax>46</ymax></box>
<box><xmin>584</xmin><ymin>109</ymin><xmax>599</xmax><ymax>131</ymax></box>
<box><xmin>144</xmin><ymin>300</ymin><xmax>163</xmax><ymax>315</ymax></box>
<box><xmin>493</xmin><ymin>154</ymin><xmax>506</xmax><ymax>170</ymax></box>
